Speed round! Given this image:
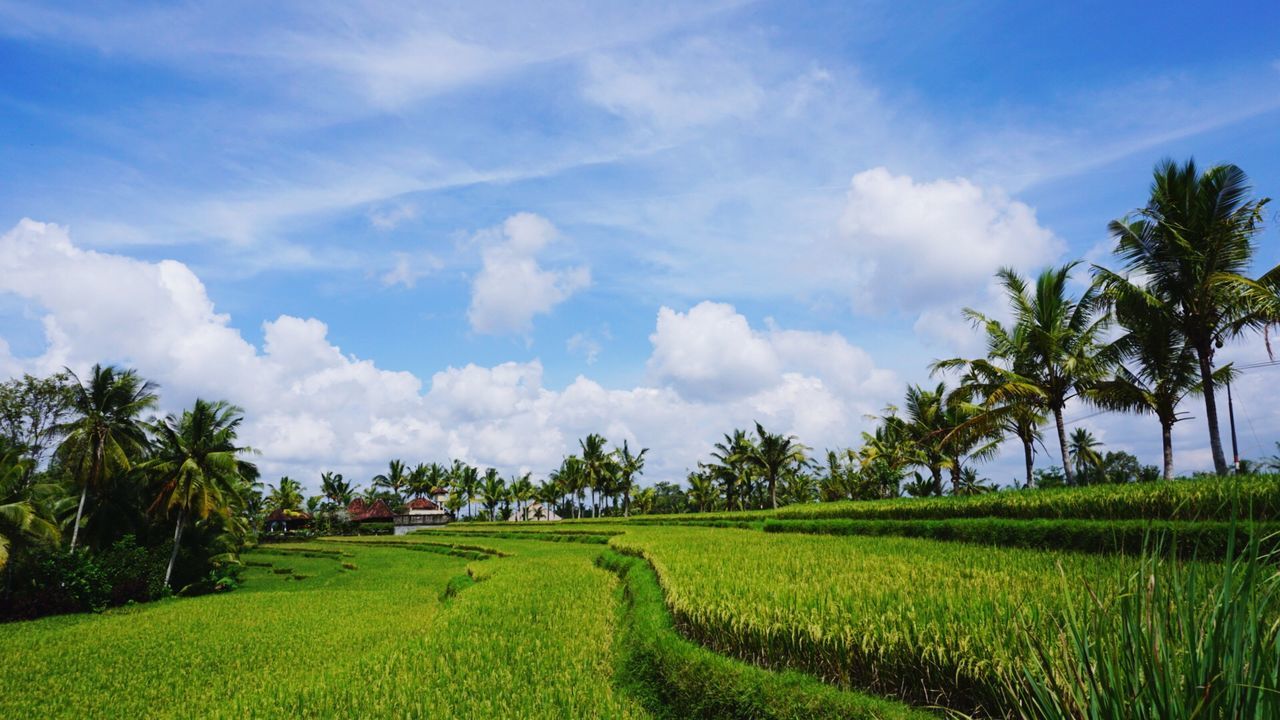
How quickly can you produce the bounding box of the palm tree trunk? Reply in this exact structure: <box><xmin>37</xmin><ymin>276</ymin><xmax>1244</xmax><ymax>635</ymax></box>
<box><xmin>930</xmin><ymin>466</ymin><xmax>943</xmax><ymax>497</ymax></box>
<box><xmin>949</xmin><ymin>462</ymin><xmax>962</xmax><ymax>495</ymax></box>
<box><xmin>769</xmin><ymin>474</ymin><xmax>777</xmax><ymax>510</ymax></box>
<box><xmin>1161</xmin><ymin>420</ymin><xmax>1175</xmax><ymax>481</ymax></box>
<box><xmin>1021</xmin><ymin>435</ymin><xmax>1035</xmax><ymax>489</ymax></box>
<box><xmin>1054</xmin><ymin>407</ymin><xmax>1075</xmax><ymax>486</ymax></box>
<box><xmin>164</xmin><ymin>510</ymin><xmax>185</xmax><ymax>589</ymax></box>
<box><xmin>69</xmin><ymin>486</ymin><xmax>88</xmax><ymax>553</ymax></box>
<box><xmin>1196</xmin><ymin>350</ymin><xmax>1230</xmax><ymax>475</ymax></box>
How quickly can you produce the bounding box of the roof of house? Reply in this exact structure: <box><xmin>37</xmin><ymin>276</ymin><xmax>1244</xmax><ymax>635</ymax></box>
<box><xmin>429</xmin><ymin>486</ymin><xmax>448</xmax><ymax>495</ymax></box>
<box><xmin>406</xmin><ymin>497</ymin><xmax>440</xmax><ymax>511</ymax></box>
<box><xmin>351</xmin><ymin>498</ymin><xmax>395</xmax><ymax>522</ymax></box>
<box><xmin>347</xmin><ymin>498</ymin><xmax>367</xmax><ymax>514</ymax></box>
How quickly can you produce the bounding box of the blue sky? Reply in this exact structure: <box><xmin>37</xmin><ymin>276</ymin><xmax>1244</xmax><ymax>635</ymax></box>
<box><xmin>2</xmin><ymin>0</ymin><xmax>1279</xmax><ymax>490</ymax></box>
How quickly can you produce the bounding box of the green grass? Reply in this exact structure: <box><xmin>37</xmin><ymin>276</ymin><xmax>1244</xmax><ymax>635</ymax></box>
<box><xmin>0</xmin><ymin>539</ymin><xmax>648</xmax><ymax>719</ymax></box>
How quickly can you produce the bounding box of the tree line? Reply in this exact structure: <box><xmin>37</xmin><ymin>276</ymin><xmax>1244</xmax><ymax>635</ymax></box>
<box><xmin>1</xmin><ymin>365</ymin><xmax>260</xmax><ymax>618</ymax></box>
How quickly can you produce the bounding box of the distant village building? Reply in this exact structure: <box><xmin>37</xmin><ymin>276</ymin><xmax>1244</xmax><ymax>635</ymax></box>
<box><xmin>508</xmin><ymin>502</ymin><xmax>560</xmax><ymax>522</ymax></box>
<box><xmin>346</xmin><ymin>498</ymin><xmax>395</xmax><ymax>524</ymax></box>
<box><xmin>393</xmin><ymin>496</ymin><xmax>451</xmax><ymax>535</ymax></box>
<box><xmin>265</xmin><ymin>508</ymin><xmax>312</xmax><ymax>533</ymax></box>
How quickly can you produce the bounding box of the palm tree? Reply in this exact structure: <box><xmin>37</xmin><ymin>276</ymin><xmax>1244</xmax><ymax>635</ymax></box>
<box><xmin>745</xmin><ymin>422</ymin><xmax>807</xmax><ymax>509</ymax></box>
<box><xmin>1087</xmin><ymin>292</ymin><xmax>1228</xmax><ymax>480</ymax></box>
<box><xmin>451</xmin><ymin>462</ymin><xmax>480</xmax><ymax>519</ymax></box>
<box><xmin>711</xmin><ymin>430</ymin><xmax>755</xmax><ymax>510</ymax></box>
<box><xmin>632</xmin><ymin>486</ymin><xmax>657</xmax><ymax>515</ymax></box>
<box><xmin>407</xmin><ymin>463</ymin><xmax>431</xmax><ymax>499</ymax></box>
<box><xmin>534</xmin><ymin>478</ymin><xmax>561</xmax><ymax>520</ymax></box>
<box><xmin>319</xmin><ymin>471</ymin><xmax>355</xmax><ymax>506</ymax></box>
<box><xmin>614</xmin><ymin>441</ymin><xmax>648</xmax><ymax>517</ymax></box>
<box><xmin>478</xmin><ymin>469</ymin><xmax>505</xmax><ymax>521</ymax></box>
<box><xmin>895</xmin><ymin>384</ymin><xmax>949</xmax><ymax>495</ymax></box>
<box><xmin>372</xmin><ymin>459</ymin><xmax>409</xmax><ymax>504</ymax></box>
<box><xmin>57</xmin><ymin>364</ymin><xmax>158</xmax><ymax>552</ymax></box>
<box><xmin>550</xmin><ymin>456</ymin><xmax>585</xmax><ymax>518</ymax></box>
<box><xmin>1102</xmin><ymin>159</ymin><xmax>1275</xmax><ymax>475</ymax></box>
<box><xmin>509</xmin><ymin>473</ymin><xmax>534</xmax><ymax>519</ymax></box>
<box><xmin>579</xmin><ymin>434</ymin><xmax>610</xmax><ymax>518</ymax></box>
<box><xmin>1067</xmin><ymin>428</ymin><xmax>1103</xmax><ymax>485</ymax></box>
<box><xmin>267</xmin><ymin>476</ymin><xmax>303</xmax><ymax>511</ymax></box>
<box><xmin>143</xmin><ymin>399</ymin><xmax>257</xmax><ymax>588</ymax></box>
<box><xmin>938</xmin><ymin>387</ymin><xmax>1003</xmax><ymax>494</ymax></box>
<box><xmin>0</xmin><ymin>451</ymin><xmax>58</xmax><ymax>569</ymax></box>
<box><xmin>686</xmin><ymin>468</ymin><xmax>718</xmax><ymax>512</ymax></box>
<box><xmin>935</xmin><ymin>315</ymin><xmax>1048</xmax><ymax>489</ymax></box>
<box><xmin>962</xmin><ymin>265</ymin><xmax>1112</xmax><ymax>485</ymax></box>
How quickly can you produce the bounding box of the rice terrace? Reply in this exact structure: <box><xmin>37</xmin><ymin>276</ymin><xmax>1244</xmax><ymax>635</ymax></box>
<box><xmin>3</xmin><ymin>2</ymin><xmax>1280</xmax><ymax>719</ymax></box>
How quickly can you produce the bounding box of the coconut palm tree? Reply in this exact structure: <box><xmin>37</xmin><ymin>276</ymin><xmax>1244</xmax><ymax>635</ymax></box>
<box><xmin>372</xmin><ymin>460</ymin><xmax>410</xmax><ymax>504</ymax></box>
<box><xmin>143</xmin><ymin>399</ymin><xmax>257</xmax><ymax>588</ymax></box>
<box><xmin>1102</xmin><ymin>159</ymin><xmax>1275</xmax><ymax>475</ymax></box>
<box><xmin>960</xmin><ymin>265</ymin><xmax>1112</xmax><ymax>485</ymax></box>
<box><xmin>745</xmin><ymin>422</ymin><xmax>807</xmax><ymax>509</ymax></box>
<box><xmin>711</xmin><ymin>429</ymin><xmax>755</xmax><ymax>510</ymax></box>
<box><xmin>577</xmin><ymin>434</ymin><xmax>611</xmax><ymax>518</ymax></box>
<box><xmin>0</xmin><ymin>451</ymin><xmax>58</xmax><ymax>569</ymax></box>
<box><xmin>509</xmin><ymin>473</ymin><xmax>534</xmax><ymax>519</ymax></box>
<box><xmin>267</xmin><ymin>476</ymin><xmax>303</xmax><ymax>511</ymax></box>
<box><xmin>1087</xmin><ymin>291</ymin><xmax>1231</xmax><ymax>480</ymax></box>
<box><xmin>534</xmin><ymin>478</ymin><xmax>561</xmax><ymax>520</ymax></box>
<box><xmin>614</xmin><ymin>441</ymin><xmax>648</xmax><ymax>517</ymax></box>
<box><xmin>451</xmin><ymin>462</ymin><xmax>480</xmax><ymax>519</ymax></box>
<box><xmin>938</xmin><ymin>386</ymin><xmax>1004</xmax><ymax>494</ymax></box>
<box><xmin>894</xmin><ymin>384</ymin><xmax>950</xmax><ymax>495</ymax></box>
<box><xmin>478</xmin><ymin>468</ymin><xmax>505</xmax><ymax>521</ymax></box>
<box><xmin>686</xmin><ymin>468</ymin><xmax>718</xmax><ymax>512</ymax></box>
<box><xmin>550</xmin><ymin>455</ymin><xmax>585</xmax><ymax>518</ymax></box>
<box><xmin>319</xmin><ymin>471</ymin><xmax>355</xmax><ymax>506</ymax></box>
<box><xmin>57</xmin><ymin>364</ymin><xmax>158</xmax><ymax>552</ymax></box>
<box><xmin>1067</xmin><ymin>428</ymin><xmax>1104</xmax><ymax>485</ymax></box>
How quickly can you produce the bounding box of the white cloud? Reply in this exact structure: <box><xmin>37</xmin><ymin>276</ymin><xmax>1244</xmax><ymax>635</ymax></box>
<box><xmin>369</xmin><ymin>203</ymin><xmax>419</xmax><ymax>230</ymax></box>
<box><xmin>467</xmin><ymin>213</ymin><xmax>591</xmax><ymax>335</ymax></box>
<box><xmin>584</xmin><ymin>38</ymin><xmax>764</xmax><ymax>131</ymax></box>
<box><xmin>834</xmin><ymin>167</ymin><xmax>1063</xmax><ymax>313</ymax></box>
<box><xmin>0</xmin><ymin>220</ymin><xmax>901</xmax><ymax>489</ymax></box>
<box><xmin>567</xmin><ymin>332</ymin><xmax>603</xmax><ymax>364</ymax></box>
<box><xmin>380</xmin><ymin>251</ymin><xmax>442</xmax><ymax>288</ymax></box>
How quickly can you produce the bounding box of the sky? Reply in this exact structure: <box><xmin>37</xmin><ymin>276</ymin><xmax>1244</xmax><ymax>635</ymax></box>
<box><xmin>1</xmin><ymin>0</ymin><xmax>1279</xmax><ymax>493</ymax></box>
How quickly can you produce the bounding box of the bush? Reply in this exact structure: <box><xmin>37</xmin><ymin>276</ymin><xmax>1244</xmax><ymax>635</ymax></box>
<box><xmin>1</xmin><ymin>536</ymin><xmax>168</xmax><ymax>620</ymax></box>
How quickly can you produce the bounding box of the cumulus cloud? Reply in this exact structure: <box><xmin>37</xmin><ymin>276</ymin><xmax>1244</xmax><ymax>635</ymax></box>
<box><xmin>835</xmin><ymin>167</ymin><xmax>1062</xmax><ymax>313</ymax></box>
<box><xmin>467</xmin><ymin>213</ymin><xmax>590</xmax><ymax>335</ymax></box>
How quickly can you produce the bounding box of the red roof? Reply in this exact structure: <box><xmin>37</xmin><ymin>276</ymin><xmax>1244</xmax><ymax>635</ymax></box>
<box><xmin>347</xmin><ymin>498</ymin><xmax>367</xmax><ymax>515</ymax></box>
<box><xmin>407</xmin><ymin>497</ymin><xmax>440</xmax><ymax>511</ymax></box>
<box><xmin>350</xmin><ymin>498</ymin><xmax>395</xmax><ymax>522</ymax></box>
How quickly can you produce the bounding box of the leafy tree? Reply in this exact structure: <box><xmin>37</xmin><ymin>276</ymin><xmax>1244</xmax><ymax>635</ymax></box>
<box><xmin>632</xmin><ymin>486</ymin><xmax>657</xmax><ymax>515</ymax></box>
<box><xmin>533</xmin><ymin>478</ymin><xmax>561</xmax><ymax>519</ymax></box>
<box><xmin>57</xmin><ymin>365</ymin><xmax>158</xmax><ymax>552</ymax></box>
<box><xmin>551</xmin><ymin>455</ymin><xmax>586</xmax><ymax>519</ymax></box>
<box><xmin>142</xmin><ymin>399</ymin><xmax>257</xmax><ymax>588</ymax></box>
<box><xmin>578</xmin><ymin>434</ymin><xmax>611</xmax><ymax>518</ymax></box>
<box><xmin>372</xmin><ymin>459</ymin><xmax>409</xmax><ymax>504</ymax></box>
<box><xmin>0</xmin><ymin>372</ymin><xmax>74</xmax><ymax>483</ymax></box>
<box><xmin>451</xmin><ymin>462</ymin><xmax>480</xmax><ymax>519</ymax></box>
<box><xmin>745</xmin><ymin>422</ymin><xmax>807</xmax><ymax>509</ymax></box>
<box><xmin>1102</xmin><ymin>158</ymin><xmax>1275</xmax><ymax>475</ymax></box>
<box><xmin>509</xmin><ymin>473</ymin><xmax>534</xmax><ymax>519</ymax></box>
<box><xmin>894</xmin><ymin>384</ymin><xmax>950</xmax><ymax>495</ymax></box>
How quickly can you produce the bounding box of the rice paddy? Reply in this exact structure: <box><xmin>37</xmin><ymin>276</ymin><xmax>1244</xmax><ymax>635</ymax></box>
<box><xmin>2</xmin><ymin>489</ymin><xmax>1272</xmax><ymax>719</ymax></box>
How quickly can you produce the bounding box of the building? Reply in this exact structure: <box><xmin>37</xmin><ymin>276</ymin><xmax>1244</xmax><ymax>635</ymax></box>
<box><xmin>264</xmin><ymin>508</ymin><xmax>312</xmax><ymax>533</ymax></box>
<box><xmin>347</xmin><ymin>498</ymin><xmax>395</xmax><ymax>524</ymax></box>
<box><xmin>393</xmin><ymin>496</ymin><xmax>451</xmax><ymax>535</ymax></box>
<box><xmin>508</xmin><ymin>502</ymin><xmax>560</xmax><ymax>522</ymax></box>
